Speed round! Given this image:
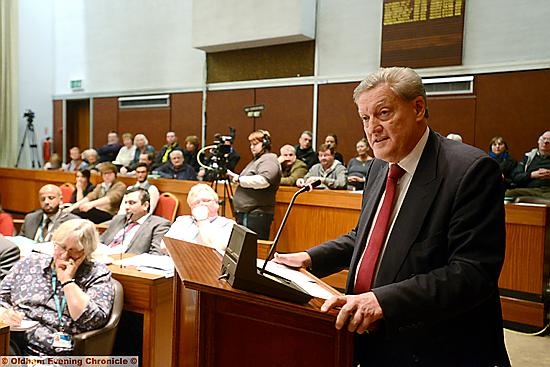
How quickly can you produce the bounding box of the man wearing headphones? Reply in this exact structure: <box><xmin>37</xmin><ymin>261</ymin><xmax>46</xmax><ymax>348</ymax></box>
<box><xmin>227</xmin><ymin>130</ymin><xmax>281</xmax><ymax>240</ymax></box>
<box><xmin>100</xmin><ymin>187</ymin><xmax>170</xmax><ymax>254</ymax></box>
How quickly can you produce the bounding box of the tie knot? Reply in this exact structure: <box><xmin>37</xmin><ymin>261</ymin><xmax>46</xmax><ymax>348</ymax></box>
<box><xmin>388</xmin><ymin>164</ymin><xmax>405</xmax><ymax>180</ymax></box>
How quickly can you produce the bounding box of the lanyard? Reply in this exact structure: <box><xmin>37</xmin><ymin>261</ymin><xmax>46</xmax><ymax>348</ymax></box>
<box><xmin>51</xmin><ymin>270</ymin><xmax>67</xmax><ymax>329</ymax></box>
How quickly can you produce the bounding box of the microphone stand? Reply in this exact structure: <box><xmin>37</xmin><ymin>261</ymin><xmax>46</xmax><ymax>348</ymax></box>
<box><xmin>260</xmin><ymin>179</ymin><xmax>321</xmax><ymax>274</ymax></box>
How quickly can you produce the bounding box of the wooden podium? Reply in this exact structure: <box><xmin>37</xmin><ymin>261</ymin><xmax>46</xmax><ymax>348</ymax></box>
<box><xmin>164</xmin><ymin>238</ymin><xmax>354</xmax><ymax>367</ymax></box>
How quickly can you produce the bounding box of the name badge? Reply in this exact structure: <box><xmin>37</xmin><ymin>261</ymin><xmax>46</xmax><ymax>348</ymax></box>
<box><xmin>52</xmin><ymin>332</ymin><xmax>73</xmax><ymax>349</ymax></box>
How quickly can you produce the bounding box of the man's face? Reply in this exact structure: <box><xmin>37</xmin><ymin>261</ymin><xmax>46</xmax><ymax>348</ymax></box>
<box><xmin>124</xmin><ymin>190</ymin><xmax>148</xmax><ymax>220</ymax></box>
<box><xmin>280</xmin><ymin>148</ymin><xmax>296</xmax><ymax>166</ymax></box>
<box><xmin>318</xmin><ymin>149</ymin><xmax>335</xmax><ymax>169</ymax></box>
<box><xmin>357</xmin><ymin>84</ymin><xmax>426</xmax><ymax>163</ymax></box>
<box><xmin>170</xmin><ymin>152</ymin><xmax>184</xmax><ymax>168</ymax></box>
<box><xmin>324</xmin><ymin>136</ymin><xmax>336</xmax><ymax>148</ymax></box>
<box><xmin>189</xmin><ymin>190</ymin><xmax>219</xmax><ymax>218</ymax></box>
<box><xmin>69</xmin><ymin>148</ymin><xmax>80</xmax><ymax>160</ymax></box>
<box><xmin>298</xmin><ymin>134</ymin><xmax>312</xmax><ymax>149</ymax></box>
<box><xmin>138</xmin><ymin>153</ymin><xmax>151</xmax><ymax>165</ymax></box>
<box><xmin>107</xmin><ymin>133</ymin><xmax>119</xmax><ymax>145</ymax></box>
<box><xmin>102</xmin><ymin>170</ymin><xmax>116</xmax><ymax>184</ymax></box>
<box><xmin>39</xmin><ymin>186</ymin><xmax>61</xmax><ymax>214</ymax></box>
<box><xmin>166</xmin><ymin>132</ymin><xmax>177</xmax><ymax>145</ymax></box>
<box><xmin>135</xmin><ymin>166</ymin><xmax>148</xmax><ymax>183</ymax></box>
<box><xmin>538</xmin><ymin>132</ymin><xmax>550</xmax><ymax>155</ymax></box>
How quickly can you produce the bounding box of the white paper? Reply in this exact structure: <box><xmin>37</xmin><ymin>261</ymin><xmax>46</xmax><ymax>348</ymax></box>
<box><xmin>256</xmin><ymin>259</ymin><xmax>339</xmax><ymax>300</ymax></box>
<box><xmin>113</xmin><ymin>253</ymin><xmax>174</xmax><ymax>277</ymax></box>
<box><xmin>10</xmin><ymin>319</ymin><xmax>39</xmax><ymax>332</ymax></box>
<box><xmin>6</xmin><ymin>236</ymin><xmax>54</xmax><ymax>257</ymax></box>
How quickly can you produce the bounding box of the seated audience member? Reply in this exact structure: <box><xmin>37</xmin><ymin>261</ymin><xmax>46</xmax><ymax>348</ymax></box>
<box><xmin>118</xmin><ymin>163</ymin><xmax>160</xmax><ymax>214</ymax></box>
<box><xmin>71</xmin><ymin>169</ymin><xmax>95</xmax><ymax>204</ymax></box>
<box><xmin>506</xmin><ymin>130</ymin><xmax>550</xmax><ymax>200</ymax></box>
<box><xmin>297</xmin><ymin>144</ymin><xmax>347</xmax><ymax>190</ymax></box>
<box><xmin>163</xmin><ymin>184</ymin><xmax>235</xmax><ymax>254</ymax></box>
<box><xmin>0</xmin><ymin>219</ymin><xmax>114</xmax><ymax>355</ymax></box>
<box><xmin>324</xmin><ymin>133</ymin><xmax>345</xmax><ymax>165</ymax></box>
<box><xmin>112</xmin><ymin>132</ymin><xmax>136</xmax><ymax>169</ymax></box>
<box><xmin>488</xmin><ymin>136</ymin><xmax>517</xmax><ymax>189</ymax></box>
<box><xmin>43</xmin><ymin>153</ymin><xmax>62</xmax><ymax>170</ymax></box>
<box><xmin>125</xmin><ymin>133</ymin><xmax>155</xmax><ymax>173</ymax></box>
<box><xmin>446</xmin><ymin>133</ymin><xmax>463</xmax><ymax>142</ymax></box>
<box><xmin>97</xmin><ymin>131</ymin><xmax>122</xmax><ymax>163</ymax></box>
<box><xmin>65</xmin><ymin>163</ymin><xmax>126</xmax><ymax>224</ymax></box>
<box><xmin>101</xmin><ymin>187</ymin><xmax>170</xmax><ymax>255</ymax></box>
<box><xmin>347</xmin><ymin>138</ymin><xmax>373</xmax><ymax>190</ymax></box>
<box><xmin>157</xmin><ymin>150</ymin><xmax>197</xmax><ymax>180</ymax></box>
<box><xmin>153</xmin><ymin>131</ymin><xmax>180</xmax><ymax>170</ymax></box>
<box><xmin>295</xmin><ymin>130</ymin><xmax>318</xmax><ymax>169</ymax></box>
<box><xmin>278</xmin><ymin>144</ymin><xmax>308</xmax><ymax>186</ymax></box>
<box><xmin>82</xmin><ymin>148</ymin><xmax>100</xmax><ymax>172</ymax></box>
<box><xmin>183</xmin><ymin>135</ymin><xmax>201</xmax><ymax>173</ymax></box>
<box><xmin>62</xmin><ymin>147</ymin><xmax>88</xmax><ymax>172</ymax></box>
<box><xmin>0</xmin><ymin>236</ymin><xmax>19</xmax><ymax>280</ymax></box>
<box><xmin>0</xmin><ymin>201</ymin><xmax>15</xmax><ymax>236</ymax></box>
<box><xmin>20</xmin><ymin>184</ymin><xmax>79</xmax><ymax>242</ymax></box>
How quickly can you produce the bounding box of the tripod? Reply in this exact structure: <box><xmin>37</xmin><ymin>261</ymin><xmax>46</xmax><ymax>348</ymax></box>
<box><xmin>16</xmin><ymin>121</ymin><xmax>41</xmax><ymax>168</ymax></box>
<box><xmin>209</xmin><ymin>170</ymin><xmax>234</xmax><ymax>217</ymax></box>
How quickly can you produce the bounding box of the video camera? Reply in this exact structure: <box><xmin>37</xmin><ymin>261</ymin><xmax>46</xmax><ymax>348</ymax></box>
<box><xmin>198</xmin><ymin>127</ymin><xmax>236</xmax><ymax>180</ymax></box>
<box><xmin>23</xmin><ymin>109</ymin><xmax>35</xmax><ymax>123</ymax></box>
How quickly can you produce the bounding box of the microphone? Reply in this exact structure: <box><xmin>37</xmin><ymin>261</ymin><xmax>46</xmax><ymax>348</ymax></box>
<box><xmin>120</xmin><ymin>212</ymin><xmax>134</xmax><ymax>267</ymax></box>
<box><xmin>259</xmin><ymin>179</ymin><xmax>321</xmax><ymax>274</ymax></box>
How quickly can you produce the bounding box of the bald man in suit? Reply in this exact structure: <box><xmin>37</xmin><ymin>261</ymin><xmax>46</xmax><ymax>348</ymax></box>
<box><xmin>275</xmin><ymin>67</ymin><xmax>509</xmax><ymax>366</ymax></box>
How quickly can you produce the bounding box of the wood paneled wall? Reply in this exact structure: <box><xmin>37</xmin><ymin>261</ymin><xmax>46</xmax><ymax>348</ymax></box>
<box><xmin>53</xmin><ymin>69</ymin><xmax>550</xmax><ymax>168</ymax></box>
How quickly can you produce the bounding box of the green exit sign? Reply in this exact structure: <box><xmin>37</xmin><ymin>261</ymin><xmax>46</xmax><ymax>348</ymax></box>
<box><xmin>70</xmin><ymin>79</ymin><xmax>83</xmax><ymax>90</ymax></box>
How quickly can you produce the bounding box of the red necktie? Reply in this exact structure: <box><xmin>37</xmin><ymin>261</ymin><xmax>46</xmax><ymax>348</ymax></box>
<box><xmin>109</xmin><ymin>222</ymin><xmax>138</xmax><ymax>248</ymax></box>
<box><xmin>354</xmin><ymin>164</ymin><xmax>406</xmax><ymax>294</ymax></box>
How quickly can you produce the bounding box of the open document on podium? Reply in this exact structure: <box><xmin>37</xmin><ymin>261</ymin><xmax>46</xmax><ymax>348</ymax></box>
<box><xmin>257</xmin><ymin>259</ymin><xmax>340</xmax><ymax>300</ymax></box>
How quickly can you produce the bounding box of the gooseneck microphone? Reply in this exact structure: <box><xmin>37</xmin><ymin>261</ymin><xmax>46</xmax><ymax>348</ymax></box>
<box><xmin>259</xmin><ymin>179</ymin><xmax>321</xmax><ymax>274</ymax></box>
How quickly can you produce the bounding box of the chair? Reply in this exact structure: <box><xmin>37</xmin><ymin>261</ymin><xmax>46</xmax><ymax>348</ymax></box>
<box><xmin>72</xmin><ymin>278</ymin><xmax>124</xmax><ymax>356</ymax></box>
<box><xmin>153</xmin><ymin>192</ymin><xmax>179</xmax><ymax>222</ymax></box>
<box><xmin>59</xmin><ymin>183</ymin><xmax>75</xmax><ymax>204</ymax></box>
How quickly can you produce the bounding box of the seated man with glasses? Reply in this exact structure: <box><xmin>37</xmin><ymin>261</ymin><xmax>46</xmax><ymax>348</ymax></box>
<box><xmin>506</xmin><ymin>130</ymin><xmax>550</xmax><ymax>200</ymax></box>
<box><xmin>0</xmin><ymin>219</ymin><xmax>114</xmax><ymax>355</ymax></box>
<box><xmin>64</xmin><ymin>163</ymin><xmax>127</xmax><ymax>224</ymax></box>
<box><xmin>101</xmin><ymin>187</ymin><xmax>170</xmax><ymax>255</ymax></box>
<box><xmin>162</xmin><ymin>184</ymin><xmax>235</xmax><ymax>254</ymax></box>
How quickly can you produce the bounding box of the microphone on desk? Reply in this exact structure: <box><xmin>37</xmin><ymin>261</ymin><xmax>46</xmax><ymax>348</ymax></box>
<box><xmin>259</xmin><ymin>179</ymin><xmax>321</xmax><ymax>274</ymax></box>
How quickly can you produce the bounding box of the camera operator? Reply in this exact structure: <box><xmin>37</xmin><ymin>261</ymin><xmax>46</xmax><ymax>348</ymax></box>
<box><xmin>226</xmin><ymin>130</ymin><xmax>281</xmax><ymax>240</ymax></box>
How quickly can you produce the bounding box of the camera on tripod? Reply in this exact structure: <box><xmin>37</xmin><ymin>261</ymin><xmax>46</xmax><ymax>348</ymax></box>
<box><xmin>23</xmin><ymin>109</ymin><xmax>35</xmax><ymax>129</ymax></box>
<box><xmin>198</xmin><ymin>127</ymin><xmax>236</xmax><ymax>180</ymax></box>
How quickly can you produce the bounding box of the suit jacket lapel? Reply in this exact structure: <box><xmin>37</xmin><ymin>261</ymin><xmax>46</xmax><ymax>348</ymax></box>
<box><xmin>126</xmin><ymin>215</ymin><xmax>149</xmax><ymax>253</ymax></box>
<box><xmin>374</xmin><ymin>130</ymin><xmax>443</xmax><ymax>286</ymax></box>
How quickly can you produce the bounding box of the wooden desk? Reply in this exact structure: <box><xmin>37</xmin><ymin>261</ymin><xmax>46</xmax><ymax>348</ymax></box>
<box><xmin>0</xmin><ymin>322</ymin><xmax>9</xmax><ymax>356</ymax></box>
<box><xmin>108</xmin><ymin>265</ymin><xmax>173</xmax><ymax>367</ymax></box>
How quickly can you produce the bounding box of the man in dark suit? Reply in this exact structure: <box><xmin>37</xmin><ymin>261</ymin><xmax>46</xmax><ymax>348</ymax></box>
<box><xmin>0</xmin><ymin>235</ymin><xmax>20</xmax><ymax>280</ymax></box>
<box><xmin>20</xmin><ymin>184</ymin><xmax>79</xmax><ymax>242</ymax></box>
<box><xmin>100</xmin><ymin>187</ymin><xmax>170</xmax><ymax>255</ymax></box>
<box><xmin>275</xmin><ymin>67</ymin><xmax>509</xmax><ymax>366</ymax></box>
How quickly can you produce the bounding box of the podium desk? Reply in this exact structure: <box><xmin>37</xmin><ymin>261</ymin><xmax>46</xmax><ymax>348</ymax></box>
<box><xmin>108</xmin><ymin>264</ymin><xmax>173</xmax><ymax>367</ymax></box>
<box><xmin>165</xmin><ymin>238</ymin><xmax>353</xmax><ymax>367</ymax></box>
<box><xmin>0</xmin><ymin>322</ymin><xmax>9</xmax><ymax>356</ymax></box>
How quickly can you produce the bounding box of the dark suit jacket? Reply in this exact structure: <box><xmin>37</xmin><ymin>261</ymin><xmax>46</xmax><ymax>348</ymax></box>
<box><xmin>0</xmin><ymin>236</ymin><xmax>20</xmax><ymax>280</ymax></box>
<box><xmin>100</xmin><ymin>214</ymin><xmax>171</xmax><ymax>255</ymax></box>
<box><xmin>308</xmin><ymin>130</ymin><xmax>509</xmax><ymax>366</ymax></box>
<box><xmin>20</xmin><ymin>210</ymin><xmax>79</xmax><ymax>241</ymax></box>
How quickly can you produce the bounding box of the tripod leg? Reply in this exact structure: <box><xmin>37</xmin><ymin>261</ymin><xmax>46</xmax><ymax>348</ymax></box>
<box><xmin>27</xmin><ymin>127</ymin><xmax>41</xmax><ymax>168</ymax></box>
<box><xmin>15</xmin><ymin>128</ymin><xmax>29</xmax><ymax>168</ymax></box>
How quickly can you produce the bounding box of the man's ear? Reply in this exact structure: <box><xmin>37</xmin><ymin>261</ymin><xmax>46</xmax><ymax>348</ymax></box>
<box><xmin>413</xmin><ymin>96</ymin><xmax>426</xmax><ymax>120</ymax></box>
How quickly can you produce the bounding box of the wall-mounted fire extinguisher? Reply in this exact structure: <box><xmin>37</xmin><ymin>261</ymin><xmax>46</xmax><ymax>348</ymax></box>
<box><xmin>43</xmin><ymin>137</ymin><xmax>52</xmax><ymax>162</ymax></box>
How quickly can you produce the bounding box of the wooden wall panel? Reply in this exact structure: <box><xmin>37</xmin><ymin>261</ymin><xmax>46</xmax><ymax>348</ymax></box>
<box><xmin>92</xmin><ymin>97</ymin><xmax>118</xmax><ymax>148</ymax></box>
<box><xmin>254</xmin><ymin>85</ymin><xmax>313</xmax><ymax>153</ymax></box>
<box><xmin>53</xmin><ymin>100</ymin><xmax>63</xmax><ymax>155</ymax></box>
<box><xmin>171</xmin><ymin>92</ymin><xmax>203</xmax><ymax>141</ymax></box>
<box><xmin>318</xmin><ymin>83</ymin><xmax>364</xmax><ymax>165</ymax></box>
<box><xmin>117</xmin><ymin>108</ymin><xmax>171</xmax><ymax>150</ymax></box>
<box><xmin>475</xmin><ymin>69</ymin><xmax>550</xmax><ymax>160</ymax></box>
<box><xmin>205</xmin><ymin>89</ymin><xmax>255</xmax><ymax>172</ymax></box>
<box><xmin>427</xmin><ymin>95</ymin><xmax>476</xmax><ymax>145</ymax></box>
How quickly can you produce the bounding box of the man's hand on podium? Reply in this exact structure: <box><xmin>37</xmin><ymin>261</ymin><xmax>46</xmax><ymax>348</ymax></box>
<box><xmin>321</xmin><ymin>292</ymin><xmax>383</xmax><ymax>335</ymax></box>
<box><xmin>272</xmin><ymin>251</ymin><xmax>312</xmax><ymax>268</ymax></box>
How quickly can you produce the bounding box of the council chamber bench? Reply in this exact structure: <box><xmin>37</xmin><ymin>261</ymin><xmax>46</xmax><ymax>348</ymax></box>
<box><xmin>0</xmin><ymin>167</ymin><xmax>548</xmax><ymax>333</ymax></box>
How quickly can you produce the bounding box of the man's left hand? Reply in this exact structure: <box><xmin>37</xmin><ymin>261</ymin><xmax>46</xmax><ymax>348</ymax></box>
<box><xmin>321</xmin><ymin>292</ymin><xmax>384</xmax><ymax>334</ymax></box>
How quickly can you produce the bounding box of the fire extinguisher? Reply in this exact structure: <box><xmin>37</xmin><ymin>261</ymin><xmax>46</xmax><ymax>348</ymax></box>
<box><xmin>43</xmin><ymin>137</ymin><xmax>52</xmax><ymax>162</ymax></box>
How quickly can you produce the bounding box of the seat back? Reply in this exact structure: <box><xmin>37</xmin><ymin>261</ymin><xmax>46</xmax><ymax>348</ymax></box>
<box><xmin>72</xmin><ymin>278</ymin><xmax>124</xmax><ymax>356</ymax></box>
<box><xmin>59</xmin><ymin>183</ymin><xmax>75</xmax><ymax>204</ymax></box>
<box><xmin>153</xmin><ymin>192</ymin><xmax>179</xmax><ymax>222</ymax></box>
